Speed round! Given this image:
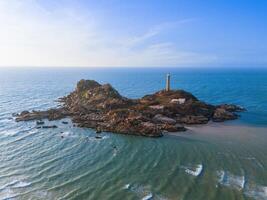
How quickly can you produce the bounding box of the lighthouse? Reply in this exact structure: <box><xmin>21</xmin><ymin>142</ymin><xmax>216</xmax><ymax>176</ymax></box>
<box><xmin>166</xmin><ymin>73</ymin><xmax>170</xmax><ymax>91</ymax></box>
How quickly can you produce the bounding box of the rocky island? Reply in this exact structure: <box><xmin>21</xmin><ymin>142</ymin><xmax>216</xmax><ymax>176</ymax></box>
<box><xmin>15</xmin><ymin>79</ymin><xmax>245</xmax><ymax>137</ymax></box>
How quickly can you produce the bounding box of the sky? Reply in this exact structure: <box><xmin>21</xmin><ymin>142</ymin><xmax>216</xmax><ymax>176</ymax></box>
<box><xmin>0</xmin><ymin>0</ymin><xmax>266</xmax><ymax>67</ymax></box>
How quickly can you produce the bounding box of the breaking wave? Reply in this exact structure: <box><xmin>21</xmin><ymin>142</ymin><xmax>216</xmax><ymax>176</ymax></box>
<box><xmin>183</xmin><ymin>164</ymin><xmax>203</xmax><ymax>177</ymax></box>
<box><xmin>217</xmin><ymin>170</ymin><xmax>245</xmax><ymax>190</ymax></box>
<box><xmin>244</xmin><ymin>184</ymin><xmax>267</xmax><ymax>200</ymax></box>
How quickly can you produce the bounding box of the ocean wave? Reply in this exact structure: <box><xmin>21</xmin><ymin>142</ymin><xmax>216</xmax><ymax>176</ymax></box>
<box><xmin>184</xmin><ymin>164</ymin><xmax>203</xmax><ymax>177</ymax></box>
<box><xmin>112</xmin><ymin>148</ymin><xmax>118</xmax><ymax>157</ymax></box>
<box><xmin>217</xmin><ymin>170</ymin><xmax>245</xmax><ymax>190</ymax></box>
<box><xmin>244</xmin><ymin>184</ymin><xmax>267</xmax><ymax>200</ymax></box>
<box><xmin>0</xmin><ymin>126</ymin><xmax>35</xmax><ymax>139</ymax></box>
<box><xmin>12</xmin><ymin>181</ymin><xmax>31</xmax><ymax>188</ymax></box>
<box><xmin>0</xmin><ymin>180</ymin><xmax>18</xmax><ymax>191</ymax></box>
<box><xmin>241</xmin><ymin>156</ymin><xmax>256</xmax><ymax>160</ymax></box>
<box><xmin>0</xmin><ymin>188</ymin><xmax>16</xmax><ymax>200</ymax></box>
<box><xmin>0</xmin><ymin>179</ymin><xmax>31</xmax><ymax>191</ymax></box>
<box><xmin>59</xmin><ymin>132</ymin><xmax>110</xmax><ymax>142</ymax></box>
<box><xmin>8</xmin><ymin>129</ymin><xmax>38</xmax><ymax>144</ymax></box>
<box><xmin>0</xmin><ymin>129</ymin><xmax>19</xmax><ymax>137</ymax></box>
<box><xmin>60</xmin><ymin>131</ymin><xmax>77</xmax><ymax>138</ymax></box>
<box><xmin>123</xmin><ymin>184</ymin><xmax>130</xmax><ymax>190</ymax></box>
<box><xmin>86</xmin><ymin>135</ymin><xmax>110</xmax><ymax>142</ymax></box>
<box><xmin>217</xmin><ymin>170</ymin><xmax>225</xmax><ymax>184</ymax></box>
<box><xmin>129</xmin><ymin>184</ymin><xmax>152</xmax><ymax>199</ymax></box>
<box><xmin>127</xmin><ymin>184</ymin><xmax>169</xmax><ymax>200</ymax></box>
<box><xmin>0</xmin><ymin>118</ymin><xmax>13</xmax><ymax>123</ymax></box>
<box><xmin>0</xmin><ymin>179</ymin><xmax>31</xmax><ymax>200</ymax></box>
<box><xmin>240</xmin><ymin>156</ymin><xmax>264</xmax><ymax>169</ymax></box>
<box><xmin>31</xmin><ymin>190</ymin><xmax>54</xmax><ymax>200</ymax></box>
<box><xmin>217</xmin><ymin>170</ymin><xmax>267</xmax><ymax>200</ymax></box>
<box><xmin>142</xmin><ymin>193</ymin><xmax>153</xmax><ymax>200</ymax></box>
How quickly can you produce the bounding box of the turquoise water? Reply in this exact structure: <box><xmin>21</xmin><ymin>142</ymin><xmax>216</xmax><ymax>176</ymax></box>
<box><xmin>0</xmin><ymin>67</ymin><xmax>266</xmax><ymax>200</ymax></box>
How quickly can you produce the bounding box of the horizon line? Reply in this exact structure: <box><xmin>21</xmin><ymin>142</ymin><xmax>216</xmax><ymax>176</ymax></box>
<box><xmin>0</xmin><ymin>65</ymin><xmax>267</xmax><ymax>69</ymax></box>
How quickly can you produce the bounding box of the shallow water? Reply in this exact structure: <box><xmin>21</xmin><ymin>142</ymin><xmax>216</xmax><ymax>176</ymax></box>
<box><xmin>0</xmin><ymin>67</ymin><xmax>266</xmax><ymax>200</ymax></box>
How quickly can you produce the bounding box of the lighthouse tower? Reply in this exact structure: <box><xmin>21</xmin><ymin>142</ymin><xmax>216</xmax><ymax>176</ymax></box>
<box><xmin>166</xmin><ymin>73</ymin><xmax>170</xmax><ymax>91</ymax></box>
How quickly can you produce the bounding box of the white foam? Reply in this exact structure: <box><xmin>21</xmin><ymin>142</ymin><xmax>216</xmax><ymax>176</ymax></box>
<box><xmin>244</xmin><ymin>185</ymin><xmax>267</xmax><ymax>200</ymax></box>
<box><xmin>0</xmin><ymin>118</ymin><xmax>13</xmax><ymax>123</ymax></box>
<box><xmin>12</xmin><ymin>181</ymin><xmax>31</xmax><ymax>188</ymax></box>
<box><xmin>130</xmin><ymin>184</ymin><xmax>152</xmax><ymax>199</ymax></box>
<box><xmin>32</xmin><ymin>190</ymin><xmax>53</xmax><ymax>199</ymax></box>
<box><xmin>227</xmin><ymin>174</ymin><xmax>245</xmax><ymax>190</ymax></box>
<box><xmin>217</xmin><ymin>171</ymin><xmax>245</xmax><ymax>190</ymax></box>
<box><xmin>142</xmin><ymin>193</ymin><xmax>153</xmax><ymax>200</ymax></box>
<box><xmin>129</xmin><ymin>184</ymin><xmax>168</xmax><ymax>200</ymax></box>
<box><xmin>217</xmin><ymin>170</ymin><xmax>225</xmax><ymax>184</ymax></box>
<box><xmin>0</xmin><ymin>188</ymin><xmax>16</xmax><ymax>200</ymax></box>
<box><xmin>123</xmin><ymin>184</ymin><xmax>130</xmax><ymax>190</ymax></box>
<box><xmin>185</xmin><ymin>164</ymin><xmax>203</xmax><ymax>177</ymax></box>
<box><xmin>0</xmin><ymin>180</ymin><xmax>18</xmax><ymax>190</ymax></box>
<box><xmin>100</xmin><ymin>135</ymin><xmax>109</xmax><ymax>140</ymax></box>
<box><xmin>113</xmin><ymin>149</ymin><xmax>118</xmax><ymax>157</ymax></box>
<box><xmin>0</xmin><ymin>179</ymin><xmax>31</xmax><ymax>191</ymax></box>
<box><xmin>242</xmin><ymin>156</ymin><xmax>256</xmax><ymax>160</ymax></box>
<box><xmin>0</xmin><ymin>129</ymin><xmax>19</xmax><ymax>137</ymax></box>
<box><xmin>61</xmin><ymin>131</ymin><xmax>75</xmax><ymax>138</ymax></box>
<box><xmin>153</xmin><ymin>195</ymin><xmax>169</xmax><ymax>200</ymax></box>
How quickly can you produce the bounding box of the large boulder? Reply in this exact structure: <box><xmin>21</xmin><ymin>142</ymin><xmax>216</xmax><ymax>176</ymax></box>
<box><xmin>152</xmin><ymin>114</ymin><xmax>176</xmax><ymax>125</ymax></box>
<box><xmin>217</xmin><ymin>104</ymin><xmax>246</xmax><ymax>112</ymax></box>
<box><xmin>20</xmin><ymin>110</ymin><xmax>30</xmax><ymax>115</ymax></box>
<box><xmin>76</xmin><ymin>79</ymin><xmax>101</xmax><ymax>92</ymax></box>
<box><xmin>212</xmin><ymin>108</ymin><xmax>238</xmax><ymax>122</ymax></box>
<box><xmin>139</xmin><ymin>122</ymin><xmax>162</xmax><ymax>137</ymax></box>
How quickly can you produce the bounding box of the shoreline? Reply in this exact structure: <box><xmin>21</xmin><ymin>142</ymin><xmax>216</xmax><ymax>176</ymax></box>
<box><xmin>166</xmin><ymin>121</ymin><xmax>267</xmax><ymax>144</ymax></box>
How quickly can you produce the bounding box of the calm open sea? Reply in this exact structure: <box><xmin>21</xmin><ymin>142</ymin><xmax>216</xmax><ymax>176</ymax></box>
<box><xmin>0</xmin><ymin>67</ymin><xmax>266</xmax><ymax>200</ymax></box>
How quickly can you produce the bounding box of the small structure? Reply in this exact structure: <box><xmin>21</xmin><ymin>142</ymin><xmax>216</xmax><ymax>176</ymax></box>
<box><xmin>171</xmin><ymin>98</ymin><xmax>186</xmax><ymax>104</ymax></box>
<box><xmin>166</xmin><ymin>73</ymin><xmax>170</xmax><ymax>91</ymax></box>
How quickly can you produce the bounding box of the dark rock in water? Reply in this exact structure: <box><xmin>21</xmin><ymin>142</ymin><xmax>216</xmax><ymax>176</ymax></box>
<box><xmin>12</xmin><ymin>113</ymin><xmax>18</xmax><ymax>117</ymax></box>
<box><xmin>20</xmin><ymin>110</ymin><xmax>30</xmax><ymax>115</ymax></box>
<box><xmin>16</xmin><ymin>108</ymin><xmax>68</xmax><ymax>122</ymax></box>
<box><xmin>62</xmin><ymin>121</ymin><xmax>68</xmax><ymax>124</ymax></box>
<box><xmin>36</xmin><ymin>121</ymin><xmax>45</xmax><ymax>125</ymax></box>
<box><xmin>42</xmin><ymin>125</ymin><xmax>58</xmax><ymax>129</ymax></box>
<box><xmin>212</xmin><ymin>108</ymin><xmax>238</xmax><ymax>122</ymax></box>
<box><xmin>174</xmin><ymin>124</ymin><xmax>187</xmax><ymax>131</ymax></box>
<box><xmin>15</xmin><ymin>79</ymin><xmax>245</xmax><ymax>137</ymax></box>
<box><xmin>36</xmin><ymin>126</ymin><xmax>41</xmax><ymax>129</ymax></box>
<box><xmin>217</xmin><ymin>104</ymin><xmax>246</xmax><ymax>112</ymax></box>
<box><xmin>96</xmin><ymin>127</ymin><xmax>102</xmax><ymax>134</ymax></box>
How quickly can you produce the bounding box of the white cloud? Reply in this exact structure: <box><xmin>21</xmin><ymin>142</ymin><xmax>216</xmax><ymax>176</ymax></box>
<box><xmin>0</xmin><ymin>0</ymin><xmax>217</xmax><ymax>67</ymax></box>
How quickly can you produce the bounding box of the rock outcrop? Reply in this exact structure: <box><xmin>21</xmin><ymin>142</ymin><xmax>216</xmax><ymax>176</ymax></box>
<box><xmin>16</xmin><ymin>79</ymin><xmax>245</xmax><ymax>137</ymax></box>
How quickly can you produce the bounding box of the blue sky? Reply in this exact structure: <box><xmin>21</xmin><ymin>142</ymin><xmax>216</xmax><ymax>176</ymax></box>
<box><xmin>0</xmin><ymin>0</ymin><xmax>266</xmax><ymax>67</ymax></box>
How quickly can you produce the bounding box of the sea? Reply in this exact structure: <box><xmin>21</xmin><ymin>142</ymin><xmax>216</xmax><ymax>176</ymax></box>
<box><xmin>0</xmin><ymin>67</ymin><xmax>266</xmax><ymax>200</ymax></box>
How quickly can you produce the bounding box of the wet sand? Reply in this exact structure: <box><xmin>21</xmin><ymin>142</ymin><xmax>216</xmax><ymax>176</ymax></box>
<box><xmin>167</xmin><ymin>122</ymin><xmax>267</xmax><ymax>145</ymax></box>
